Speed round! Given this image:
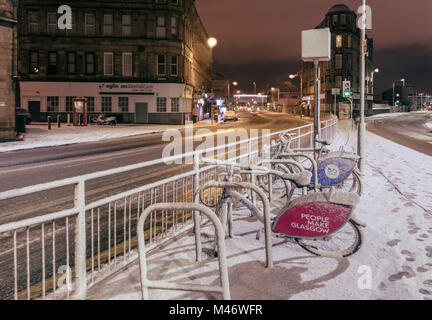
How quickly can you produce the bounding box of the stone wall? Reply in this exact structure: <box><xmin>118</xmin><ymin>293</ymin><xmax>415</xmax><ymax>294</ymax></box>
<box><xmin>0</xmin><ymin>0</ymin><xmax>16</xmax><ymax>141</ymax></box>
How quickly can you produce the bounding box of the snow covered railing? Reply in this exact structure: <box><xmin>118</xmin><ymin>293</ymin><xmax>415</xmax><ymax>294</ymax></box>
<box><xmin>0</xmin><ymin>117</ymin><xmax>337</xmax><ymax>300</ymax></box>
<box><xmin>137</xmin><ymin>203</ymin><xmax>231</xmax><ymax>300</ymax></box>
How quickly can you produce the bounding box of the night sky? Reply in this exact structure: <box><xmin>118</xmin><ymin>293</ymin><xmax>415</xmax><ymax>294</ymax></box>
<box><xmin>196</xmin><ymin>0</ymin><xmax>432</xmax><ymax>95</ymax></box>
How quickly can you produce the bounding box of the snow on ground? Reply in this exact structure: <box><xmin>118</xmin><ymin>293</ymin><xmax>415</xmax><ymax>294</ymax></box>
<box><xmin>87</xmin><ymin>120</ymin><xmax>432</xmax><ymax>300</ymax></box>
<box><xmin>0</xmin><ymin>123</ymin><xmax>168</xmax><ymax>153</ymax></box>
<box><xmin>425</xmin><ymin>122</ymin><xmax>432</xmax><ymax>130</ymax></box>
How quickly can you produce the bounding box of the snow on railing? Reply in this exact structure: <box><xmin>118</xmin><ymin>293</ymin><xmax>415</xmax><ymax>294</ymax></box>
<box><xmin>0</xmin><ymin>117</ymin><xmax>337</xmax><ymax>300</ymax></box>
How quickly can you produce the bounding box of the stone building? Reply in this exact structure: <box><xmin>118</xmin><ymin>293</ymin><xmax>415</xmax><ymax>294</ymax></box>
<box><xmin>0</xmin><ymin>0</ymin><xmax>17</xmax><ymax>141</ymax></box>
<box><xmin>301</xmin><ymin>4</ymin><xmax>374</xmax><ymax>118</ymax></box>
<box><xmin>18</xmin><ymin>0</ymin><xmax>213</xmax><ymax>124</ymax></box>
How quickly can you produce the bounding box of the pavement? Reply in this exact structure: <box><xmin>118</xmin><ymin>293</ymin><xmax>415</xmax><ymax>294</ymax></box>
<box><xmin>86</xmin><ymin>118</ymin><xmax>432</xmax><ymax>300</ymax></box>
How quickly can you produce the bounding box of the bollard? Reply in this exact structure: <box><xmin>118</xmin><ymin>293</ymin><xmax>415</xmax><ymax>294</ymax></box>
<box><xmin>48</xmin><ymin>116</ymin><xmax>51</xmax><ymax>130</ymax></box>
<box><xmin>57</xmin><ymin>114</ymin><xmax>61</xmax><ymax>128</ymax></box>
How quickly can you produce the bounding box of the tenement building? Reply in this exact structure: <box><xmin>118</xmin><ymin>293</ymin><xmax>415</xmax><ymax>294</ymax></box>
<box><xmin>0</xmin><ymin>0</ymin><xmax>17</xmax><ymax>141</ymax></box>
<box><xmin>18</xmin><ymin>0</ymin><xmax>213</xmax><ymax>124</ymax></box>
<box><xmin>301</xmin><ymin>4</ymin><xmax>374</xmax><ymax>118</ymax></box>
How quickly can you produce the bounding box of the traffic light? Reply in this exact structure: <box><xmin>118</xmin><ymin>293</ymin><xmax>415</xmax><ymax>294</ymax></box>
<box><xmin>342</xmin><ymin>80</ymin><xmax>351</xmax><ymax>98</ymax></box>
<box><xmin>395</xmin><ymin>100</ymin><xmax>400</xmax><ymax>108</ymax></box>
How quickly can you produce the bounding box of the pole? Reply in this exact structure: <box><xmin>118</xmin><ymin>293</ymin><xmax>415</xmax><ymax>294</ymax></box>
<box><xmin>313</xmin><ymin>60</ymin><xmax>321</xmax><ymax>160</ymax></box>
<box><xmin>358</xmin><ymin>0</ymin><xmax>366</xmax><ymax>173</ymax></box>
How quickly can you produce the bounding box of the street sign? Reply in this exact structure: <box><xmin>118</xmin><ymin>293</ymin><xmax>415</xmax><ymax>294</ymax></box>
<box><xmin>301</xmin><ymin>28</ymin><xmax>331</xmax><ymax>62</ymax></box>
<box><xmin>332</xmin><ymin>88</ymin><xmax>341</xmax><ymax>95</ymax></box>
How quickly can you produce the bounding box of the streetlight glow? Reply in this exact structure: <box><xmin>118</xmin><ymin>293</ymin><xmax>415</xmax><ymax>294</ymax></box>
<box><xmin>207</xmin><ymin>37</ymin><xmax>218</xmax><ymax>48</ymax></box>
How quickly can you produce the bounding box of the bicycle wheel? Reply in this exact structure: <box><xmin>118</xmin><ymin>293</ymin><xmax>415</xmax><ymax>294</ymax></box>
<box><xmin>256</xmin><ymin>165</ymin><xmax>292</xmax><ymax>205</ymax></box>
<box><xmin>294</xmin><ymin>219</ymin><xmax>362</xmax><ymax>258</ymax></box>
<box><xmin>330</xmin><ymin>169</ymin><xmax>362</xmax><ymax>196</ymax></box>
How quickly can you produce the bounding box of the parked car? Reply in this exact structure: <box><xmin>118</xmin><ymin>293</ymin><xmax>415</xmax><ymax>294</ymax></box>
<box><xmin>16</xmin><ymin>108</ymin><xmax>32</xmax><ymax>124</ymax></box>
<box><xmin>224</xmin><ymin>110</ymin><xmax>239</xmax><ymax>122</ymax></box>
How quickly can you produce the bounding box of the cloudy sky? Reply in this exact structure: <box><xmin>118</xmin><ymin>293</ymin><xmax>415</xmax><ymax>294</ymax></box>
<box><xmin>196</xmin><ymin>0</ymin><xmax>432</xmax><ymax>94</ymax></box>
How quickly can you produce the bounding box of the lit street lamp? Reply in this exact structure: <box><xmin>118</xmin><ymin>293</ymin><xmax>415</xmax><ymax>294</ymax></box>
<box><xmin>207</xmin><ymin>37</ymin><xmax>218</xmax><ymax>48</ymax></box>
<box><xmin>393</xmin><ymin>78</ymin><xmax>406</xmax><ymax>111</ymax></box>
<box><xmin>289</xmin><ymin>71</ymin><xmax>303</xmax><ymax>110</ymax></box>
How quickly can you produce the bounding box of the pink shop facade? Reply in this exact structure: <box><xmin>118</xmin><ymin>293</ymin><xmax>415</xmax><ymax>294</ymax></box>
<box><xmin>20</xmin><ymin>81</ymin><xmax>194</xmax><ymax>125</ymax></box>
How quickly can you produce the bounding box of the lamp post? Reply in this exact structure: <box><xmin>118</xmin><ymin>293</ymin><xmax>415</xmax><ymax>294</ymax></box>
<box><xmin>371</xmin><ymin>68</ymin><xmax>379</xmax><ymax>94</ymax></box>
<box><xmin>271</xmin><ymin>87</ymin><xmax>280</xmax><ymax>111</ymax></box>
<box><xmin>392</xmin><ymin>78</ymin><xmax>405</xmax><ymax>112</ymax></box>
<box><xmin>207</xmin><ymin>37</ymin><xmax>217</xmax><ymax>124</ymax></box>
<box><xmin>253</xmin><ymin>82</ymin><xmax>257</xmax><ymax>94</ymax></box>
<box><xmin>358</xmin><ymin>0</ymin><xmax>366</xmax><ymax>174</ymax></box>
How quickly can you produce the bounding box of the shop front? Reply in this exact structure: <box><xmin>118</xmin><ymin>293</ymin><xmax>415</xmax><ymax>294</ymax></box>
<box><xmin>19</xmin><ymin>81</ymin><xmax>194</xmax><ymax>125</ymax></box>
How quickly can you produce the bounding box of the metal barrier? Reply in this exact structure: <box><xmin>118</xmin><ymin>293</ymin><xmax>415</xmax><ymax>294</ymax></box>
<box><xmin>0</xmin><ymin>117</ymin><xmax>337</xmax><ymax>300</ymax></box>
<box><xmin>137</xmin><ymin>203</ymin><xmax>231</xmax><ymax>300</ymax></box>
<box><xmin>194</xmin><ymin>180</ymin><xmax>273</xmax><ymax>268</ymax></box>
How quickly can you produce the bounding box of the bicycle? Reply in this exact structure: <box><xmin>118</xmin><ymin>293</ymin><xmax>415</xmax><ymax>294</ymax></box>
<box><xmin>197</xmin><ymin>157</ymin><xmax>364</xmax><ymax>258</ymax></box>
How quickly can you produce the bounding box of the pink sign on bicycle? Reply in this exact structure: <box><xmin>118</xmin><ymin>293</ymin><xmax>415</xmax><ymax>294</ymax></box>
<box><xmin>272</xmin><ymin>202</ymin><xmax>352</xmax><ymax>238</ymax></box>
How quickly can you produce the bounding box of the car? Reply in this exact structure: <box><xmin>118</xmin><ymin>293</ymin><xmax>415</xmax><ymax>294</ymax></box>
<box><xmin>16</xmin><ymin>108</ymin><xmax>32</xmax><ymax>124</ymax></box>
<box><xmin>224</xmin><ymin>110</ymin><xmax>238</xmax><ymax>121</ymax></box>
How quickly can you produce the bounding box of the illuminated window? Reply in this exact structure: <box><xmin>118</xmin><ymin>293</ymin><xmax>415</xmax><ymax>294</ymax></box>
<box><xmin>336</xmin><ymin>35</ymin><xmax>343</xmax><ymax>48</ymax></box>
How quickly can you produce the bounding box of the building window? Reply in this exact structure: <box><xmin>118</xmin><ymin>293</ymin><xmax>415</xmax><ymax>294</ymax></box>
<box><xmin>104</xmin><ymin>14</ymin><xmax>114</xmax><ymax>36</ymax></box>
<box><xmin>47</xmin><ymin>12</ymin><xmax>57</xmax><ymax>35</ymax></box>
<box><xmin>157</xmin><ymin>54</ymin><xmax>166</xmax><ymax>76</ymax></box>
<box><xmin>66</xmin><ymin>96</ymin><xmax>76</xmax><ymax>112</ymax></box>
<box><xmin>347</xmin><ymin>15</ymin><xmax>352</xmax><ymax>25</ymax></box>
<box><xmin>347</xmin><ymin>54</ymin><xmax>352</xmax><ymax>69</ymax></box>
<box><xmin>66</xmin><ymin>13</ymin><xmax>76</xmax><ymax>35</ymax></box>
<box><xmin>335</xmin><ymin>76</ymin><xmax>342</xmax><ymax>89</ymax></box>
<box><xmin>335</xmin><ymin>54</ymin><xmax>343</xmax><ymax>70</ymax></box>
<box><xmin>48</xmin><ymin>52</ymin><xmax>57</xmax><ymax>74</ymax></box>
<box><xmin>123</xmin><ymin>52</ymin><xmax>133</xmax><ymax>76</ymax></box>
<box><xmin>347</xmin><ymin>35</ymin><xmax>352</xmax><ymax>48</ymax></box>
<box><xmin>155</xmin><ymin>0</ymin><xmax>167</xmax><ymax>4</ymax></box>
<box><xmin>170</xmin><ymin>55</ymin><xmax>178</xmax><ymax>76</ymax></box>
<box><xmin>157</xmin><ymin>97</ymin><xmax>167</xmax><ymax>112</ymax></box>
<box><xmin>29</xmin><ymin>51</ymin><xmax>39</xmax><ymax>74</ymax></box>
<box><xmin>122</xmin><ymin>14</ymin><xmax>132</xmax><ymax>37</ymax></box>
<box><xmin>340</xmin><ymin>14</ymin><xmax>346</xmax><ymax>25</ymax></box>
<box><xmin>336</xmin><ymin>35</ymin><xmax>342</xmax><ymax>48</ymax></box>
<box><xmin>67</xmin><ymin>53</ymin><xmax>77</xmax><ymax>74</ymax></box>
<box><xmin>171</xmin><ymin>0</ymin><xmax>179</xmax><ymax>4</ymax></box>
<box><xmin>85</xmin><ymin>53</ymin><xmax>95</xmax><ymax>74</ymax></box>
<box><xmin>156</xmin><ymin>16</ymin><xmax>166</xmax><ymax>38</ymax></box>
<box><xmin>171</xmin><ymin>17</ymin><xmax>178</xmax><ymax>39</ymax></box>
<box><xmin>85</xmin><ymin>97</ymin><xmax>95</xmax><ymax>112</ymax></box>
<box><xmin>47</xmin><ymin>96</ymin><xmax>59</xmax><ymax>112</ymax></box>
<box><xmin>119</xmin><ymin>97</ymin><xmax>129</xmax><ymax>112</ymax></box>
<box><xmin>85</xmin><ymin>13</ymin><xmax>95</xmax><ymax>36</ymax></box>
<box><xmin>104</xmin><ymin>53</ymin><xmax>114</xmax><ymax>76</ymax></box>
<box><xmin>28</xmin><ymin>12</ymin><xmax>38</xmax><ymax>34</ymax></box>
<box><xmin>171</xmin><ymin>97</ymin><xmax>179</xmax><ymax>112</ymax></box>
<box><xmin>332</xmin><ymin>15</ymin><xmax>338</xmax><ymax>25</ymax></box>
<box><xmin>102</xmin><ymin>97</ymin><xmax>112</xmax><ymax>112</ymax></box>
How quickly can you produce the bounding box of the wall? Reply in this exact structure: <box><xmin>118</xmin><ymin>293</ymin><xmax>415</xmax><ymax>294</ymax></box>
<box><xmin>0</xmin><ymin>0</ymin><xmax>16</xmax><ymax>141</ymax></box>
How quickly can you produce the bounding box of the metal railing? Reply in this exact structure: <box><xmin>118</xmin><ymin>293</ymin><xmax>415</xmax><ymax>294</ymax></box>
<box><xmin>0</xmin><ymin>117</ymin><xmax>337</xmax><ymax>300</ymax></box>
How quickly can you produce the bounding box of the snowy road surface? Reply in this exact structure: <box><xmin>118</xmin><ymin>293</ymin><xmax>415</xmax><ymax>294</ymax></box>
<box><xmin>87</xmin><ymin>120</ymin><xmax>432</xmax><ymax>300</ymax></box>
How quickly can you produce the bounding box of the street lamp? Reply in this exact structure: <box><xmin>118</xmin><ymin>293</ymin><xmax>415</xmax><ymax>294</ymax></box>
<box><xmin>271</xmin><ymin>87</ymin><xmax>280</xmax><ymax>111</ymax></box>
<box><xmin>253</xmin><ymin>82</ymin><xmax>257</xmax><ymax>94</ymax></box>
<box><xmin>371</xmin><ymin>68</ymin><xmax>379</xmax><ymax>94</ymax></box>
<box><xmin>393</xmin><ymin>78</ymin><xmax>406</xmax><ymax>111</ymax></box>
<box><xmin>289</xmin><ymin>71</ymin><xmax>303</xmax><ymax>111</ymax></box>
<box><xmin>207</xmin><ymin>37</ymin><xmax>218</xmax><ymax>48</ymax></box>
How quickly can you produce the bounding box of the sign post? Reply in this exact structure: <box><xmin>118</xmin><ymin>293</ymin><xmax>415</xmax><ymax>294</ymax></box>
<box><xmin>301</xmin><ymin>28</ymin><xmax>331</xmax><ymax>160</ymax></box>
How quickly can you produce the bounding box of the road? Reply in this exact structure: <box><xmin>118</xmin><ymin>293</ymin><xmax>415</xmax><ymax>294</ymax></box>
<box><xmin>0</xmin><ymin>111</ymin><xmax>312</xmax><ymax>299</ymax></box>
<box><xmin>367</xmin><ymin>112</ymin><xmax>432</xmax><ymax>156</ymax></box>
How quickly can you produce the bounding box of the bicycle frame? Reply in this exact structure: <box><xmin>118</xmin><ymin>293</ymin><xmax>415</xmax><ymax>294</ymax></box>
<box><xmin>195</xmin><ymin>180</ymin><xmax>274</xmax><ymax>268</ymax></box>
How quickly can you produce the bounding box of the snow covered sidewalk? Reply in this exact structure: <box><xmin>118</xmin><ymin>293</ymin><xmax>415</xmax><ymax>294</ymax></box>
<box><xmin>87</xmin><ymin>120</ymin><xmax>432</xmax><ymax>300</ymax></box>
<box><xmin>0</xmin><ymin>124</ymin><xmax>167</xmax><ymax>153</ymax></box>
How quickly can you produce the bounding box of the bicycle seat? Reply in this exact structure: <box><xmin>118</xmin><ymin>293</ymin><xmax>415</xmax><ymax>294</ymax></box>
<box><xmin>281</xmin><ymin>171</ymin><xmax>312</xmax><ymax>187</ymax></box>
<box><xmin>316</xmin><ymin>139</ymin><xmax>332</xmax><ymax>146</ymax></box>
